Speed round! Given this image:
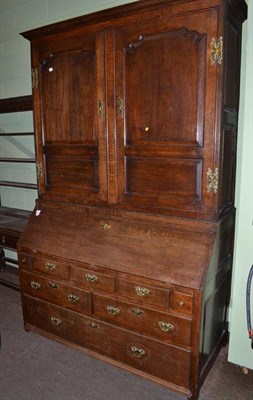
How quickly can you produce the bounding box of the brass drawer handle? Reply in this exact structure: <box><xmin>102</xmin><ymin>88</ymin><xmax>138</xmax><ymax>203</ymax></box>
<box><xmin>106</xmin><ymin>306</ymin><xmax>120</xmax><ymax>316</ymax></box>
<box><xmin>30</xmin><ymin>281</ymin><xmax>41</xmax><ymax>290</ymax></box>
<box><xmin>88</xmin><ymin>321</ymin><xmax>99</xmax><ymax>329</ymax></box>
<box><xmin>50</xmin><ymin>317</ymin><xmax>62</xmax><ymax>326</ymax></box>
<box><xmin>135</xmin><ymin>286</ymin><xmax>150</xmax><ymax>297</ymax></box>
<box><xmin>85</xmin><ymin>273</ymin><xmax>98</xmax><ymax>283</ymax></box>
<box><xmin>131</xmin><ymin>346</ymin><xmax>146</xmax><ymax>358</ymax></box>
<box><xmin>21</xmin><ymin>257</ymin><xmax>27</xmax><ymax>264</ymax></box>
<box><xmin>68</xmin><ymin>294</ymin><xmax>79</xmax><ymax>303</ymax></box>
<box><xmin>179</xmin><ymin>300</ymin><xmax>185</xmax><ymax>307</ymax></box>
<box><xmin>45</xmin><ymin>262</ymin><xmax>56</xmax><ymax>271</ymax></box>
<box><xmin>158</xmin><ymin>321</ymin><xmax>175</xmax><ymax>332</ymax></box>
<box><xmin>131</xmin><ymin>307</ymin><xmax>144</xmax><ymax>317</ymax></box>
<box><xmin>2</xmin><ymin>235</ymin><xmax>6</xmax><ymax>244</ymax></box>
<box><xmin>49</xmin><ymin>281</ymin><xmax>58</xmax><ymax>289</ymax></box>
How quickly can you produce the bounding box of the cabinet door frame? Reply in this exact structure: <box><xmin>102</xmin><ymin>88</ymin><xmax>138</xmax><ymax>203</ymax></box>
<box><xmin>31</xmin><ymin>31</ymin><xmax>108</xmax><ymax>204</ymax></box>
<box><xmin>113</xmin><ymin>8</ymin><xmax>221</xmax><ymax>218</ymax></box>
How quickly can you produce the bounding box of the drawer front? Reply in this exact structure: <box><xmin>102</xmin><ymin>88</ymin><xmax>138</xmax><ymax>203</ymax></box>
<box><xmin>116</xmin><ymin>279</ymin><xmax>169</xmax><ymax>309</ymax></box>
<box><xmin>93</xmin><ymin>294</ymin><xmax>192</xmax><ymax>347</ymax></box>
<box><xmin>170</xmin><ymin>291</ymin><xmax>193</xmax><ymax>315</ymax></box>
<box><xmin>33</xmin><ymin>254</ymin><xmax>69</xmax><ymax>280</ymax></box>
<box><xmin>71</xmin><ymin>266</ymin><xmax>115</xmax><ymax>293</ymax></box>
<box><xmin>1</xmin><ymin>232</ymin><xmax>19</xmax><ymax>250</ymax></box>
<box><xmin>23</xmin><ymin>295</ymin><xmax>190</xmax><ymax>389</ymax></box>
<box><xmin>20</xmin><ymin>271</ymin><xmax>91</xmax><ymax>314</ymax></box>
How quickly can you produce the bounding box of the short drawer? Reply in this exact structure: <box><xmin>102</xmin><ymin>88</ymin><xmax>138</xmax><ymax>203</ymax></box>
<box><xmin>116</xmin><ymin>278</ymin><xmax>169</xmax><ymax>309</ymax></box>
<box><xmin>23</xmin><ymin>295</ymin><xmax>191</xmax><ymax>390</ymax></box>
<box><xmin>92</xmin><ymin>293</ymin><xmax>192</xmax><ymax>347</ymax></box>
<box><xmin>33</xmin><ymin>254</ymin><xmax>70</xmax><ymax>280</ymax></box>
<box><xmin>70</xmin><ymin>266</ymin><xmax>115</xmax><ymax>293</ymax></box>
<box><xmin>170</xmin><ymin>291</ymin><xmax>193</xmax><ymax>315</ymax></box>
<box><xmin>18</xmin><ymin>252</ymin><xmax>32</xmax><ymax>270</ymax></box>
<box><xmin>20</xmin><ymin>271</ymin><xmax>91</xmax><ymax>314</ymax></box>
<box><xmin>1</xmin><ymin>232</ymin><xmax>19</xmax><ymax>250</ymax></box>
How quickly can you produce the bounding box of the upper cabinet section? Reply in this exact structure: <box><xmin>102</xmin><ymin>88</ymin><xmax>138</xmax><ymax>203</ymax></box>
<box><xmin>21</xmin><ymin>0</ymin><xmax>247</xmax><ymax>220</ymax></box>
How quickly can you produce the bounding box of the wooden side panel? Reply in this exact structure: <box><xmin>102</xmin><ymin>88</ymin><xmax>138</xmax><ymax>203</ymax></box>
<box><xmin>219</xmin><ymin>9</ymin><xmax>243</xmax><ymax>215</ymax></box>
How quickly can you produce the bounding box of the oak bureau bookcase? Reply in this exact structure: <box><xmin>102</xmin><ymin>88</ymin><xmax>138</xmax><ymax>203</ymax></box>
<box><xmin>17</xmin><ymin>1</ymin><xmax>247</xmax><ymax>399</ymax></box>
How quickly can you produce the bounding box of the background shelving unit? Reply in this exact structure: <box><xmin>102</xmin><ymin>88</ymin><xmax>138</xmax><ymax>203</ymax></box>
<box><xmin>0</xmin><ymin>95</ymin><xmax>36</xmax><ymax>289</ymax></box>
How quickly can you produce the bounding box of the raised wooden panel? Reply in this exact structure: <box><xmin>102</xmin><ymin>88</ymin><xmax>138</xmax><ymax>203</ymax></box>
<box><xmin>45</xmin><ymin>156</ymin><xmax>99</xmax><ymax>190</ymax></box>
<box><xmin>125</xmin><ymin>157</ymin><xmax>202</xmax><ymax>201</ymax></box>
<box><xmin>41</xmin><ymin>49</ymin><xmax>95</xmax><ymax>143</ymax></box>
<box><xmin>124</xmin><ymin>29</ymin><xmax>206</xmax><ymax>147</ymax></box>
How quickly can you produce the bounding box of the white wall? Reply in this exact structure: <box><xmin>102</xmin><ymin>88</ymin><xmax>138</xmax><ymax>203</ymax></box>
<box><xmin>228</xmin><ymin>0</ymin><xmax>253</xmax><ymax>369</ymax></box>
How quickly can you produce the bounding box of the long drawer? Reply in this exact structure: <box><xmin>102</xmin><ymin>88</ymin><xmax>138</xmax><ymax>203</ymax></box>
<box><xmin>23</xmin><ymin>295</ymin><xmax>191</xmax><ymax>389</ymax></box>
<box><xmin>20</xmin><ymin>271</ymin><xmax>91</xmax><ymax>314</ymax></box>
<box><xmin>93</xmin><ymin>293</ymin><xmax>192</xmax><ymax>347</ymax></box>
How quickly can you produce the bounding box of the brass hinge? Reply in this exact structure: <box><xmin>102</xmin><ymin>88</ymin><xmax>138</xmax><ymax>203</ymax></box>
<box><xmin>206</xmin><ymin>168</ymin><xmax>219</xmax><ymax>193</ymax></box>
<box><xmin>31</xmin><ymin>68</ymin><xmax>39</xmax><ymax>89</ymax></box>
<box><xmin>36</xmin><ymin>162</ymin><xmax>43</xmax><ymax>179</ymax></box>
<box><xmin>210</xmin><ymin>36</ymin><xmax>223</xmax><ymax>65</ymax></box>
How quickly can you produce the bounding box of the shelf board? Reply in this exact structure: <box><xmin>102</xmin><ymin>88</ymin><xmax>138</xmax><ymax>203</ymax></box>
<box><xmin>0</xmin><ymin>95</ymin><xmax>33</xmax><ymax>113</ymax></box>
<box><xmin>0</xmin><ymin>157</ymin><xmax>35</xmax><ymax>163</ymax></box>
<box><xmin>0</xmin><ymin>181</ymin><xmax>37</xmax><ymax>189</ymax></box>
<box><xmin>0</xmin><ymin>132</ymin><xmax>34</xmax><ymax>136</ymax></box>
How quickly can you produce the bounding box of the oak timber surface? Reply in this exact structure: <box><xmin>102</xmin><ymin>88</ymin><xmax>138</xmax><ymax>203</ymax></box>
<box><xmin>18</xmin><ymin>203</ymin><xmax>215</xmax><ymax>290</ymax></box>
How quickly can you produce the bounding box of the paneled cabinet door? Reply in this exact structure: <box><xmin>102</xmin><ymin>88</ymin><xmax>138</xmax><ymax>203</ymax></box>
<box><xmin>114</xmin><ymin>9</ymin><xmax>220</xmax><ymax>218</ymax></box>
<box><xmin>33</xmin><ymin>32</ymin><xmax>107</xmax><ymax>203</ymax></box>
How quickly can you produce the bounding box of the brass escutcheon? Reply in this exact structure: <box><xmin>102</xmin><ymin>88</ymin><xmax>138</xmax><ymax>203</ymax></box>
<box><xmin>88</xmin><ymin>321</ymin><xmax>99</xmax><ymax>329</ymax></box>
<box><xmin>45</xmin><ymin>262</ymin><xmax>56</xmax><ymax>271</ymax></box>
<box><xmin>100</xmin><ymin>221</ymin><xmax>112</xmax><ymax>230</ymax></box>
<box><xmin>49</xmin><ymin>281</ymin><xmax>57</xmax><ymax>289</ymax></box>
<box><xmin>131</xmin><ymin>307</ymin><xmax>144</xmax><ymax>317</ymax></box>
